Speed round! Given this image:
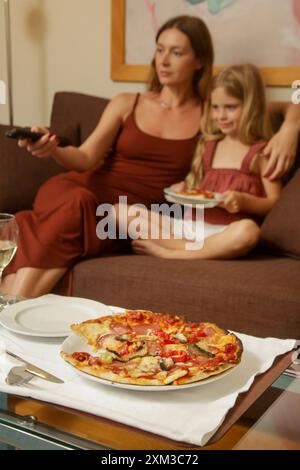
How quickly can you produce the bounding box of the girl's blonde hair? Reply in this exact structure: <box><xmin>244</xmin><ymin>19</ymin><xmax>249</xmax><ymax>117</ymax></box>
<box><xmin>185</xmin><ymin>64</ymin><xmax>273</xmax><ymax>189</ymax></box>
<box><xmin>148</xmin><ymin>16</ymin><xmax>214</xmax><ymax>102</ymax></box>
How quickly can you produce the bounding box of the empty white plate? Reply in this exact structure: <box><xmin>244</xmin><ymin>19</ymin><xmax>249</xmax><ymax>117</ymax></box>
<box><xmin>0</xmin><ymin>294</ymin><xmax>113</xmax><ymax>337</ymax></box>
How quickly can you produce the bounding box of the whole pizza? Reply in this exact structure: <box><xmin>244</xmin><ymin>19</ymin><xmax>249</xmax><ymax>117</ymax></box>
<box><xmin>61</xmin><ymin>310</ymin><xmax>243</xmax><ymax>386</ymax></box>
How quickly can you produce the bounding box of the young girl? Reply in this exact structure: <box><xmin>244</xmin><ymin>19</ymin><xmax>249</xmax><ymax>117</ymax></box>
<box><xmin>115</xmin><ymin>64</ymin><xmax>282</xmax><ymax>259</ymax></box>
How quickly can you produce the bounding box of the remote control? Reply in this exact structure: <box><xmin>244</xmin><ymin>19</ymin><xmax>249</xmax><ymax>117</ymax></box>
<box><xmin>5</xmin><ymin>128</ymin><xmax>71</xmax><ymax>147</ymax></box>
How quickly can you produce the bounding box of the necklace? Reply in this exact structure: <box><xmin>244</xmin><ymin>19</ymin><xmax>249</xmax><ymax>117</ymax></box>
<box><xmin>160</xmin><ymin>100</ymin><xmax>172</xmax><ymax>109</ymax></box>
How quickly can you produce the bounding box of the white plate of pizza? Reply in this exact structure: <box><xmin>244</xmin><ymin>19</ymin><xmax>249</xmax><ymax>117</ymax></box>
<box><xmin>60</xmin><ymin>309</ymin><xmax>242</xmax><ymax>391</ymax></box>
<box><xmin>164</xmin><ymin>187</ymin><xmax>222</xmax><ymax>208</ymax></box>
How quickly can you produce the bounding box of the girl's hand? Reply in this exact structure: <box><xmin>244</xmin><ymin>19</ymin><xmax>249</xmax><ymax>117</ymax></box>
<box><xmin>18</xmin><ymin>126</ymin><xmax>59</xmax><ymax>158</ymax></box>
<box><xmin>170</xmin><ymin>181</ymin><xmax>186</xmax><ymax>191</ymax></box>
<box><xmin>219</xmin><ymin>191</ymin><xmax>244</xmax><ymax>213</ymax></box>
<box><xmin>261</xmin><ymin>124</ymin><xmax>298</xmax><ymax>180</ymax></box>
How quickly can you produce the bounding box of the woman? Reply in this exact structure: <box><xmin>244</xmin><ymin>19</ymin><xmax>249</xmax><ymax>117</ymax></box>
<box><xmin>2</xmin><ymin>15</ymin><xmax>299</xmax><ymax>297</ymax></box>
<box><xmin>2</xmin><ymin>16</ymin><xmax>213</xmax><ymax>297</ymax></box>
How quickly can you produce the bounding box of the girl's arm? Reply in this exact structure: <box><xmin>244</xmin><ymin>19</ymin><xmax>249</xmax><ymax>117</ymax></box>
<box><xmin>221</xmin><ymin>155</ymin><xmax>282</xmax><ymax>217</ymax></box>
<box><xmin>18</xmin><ymin>93</ymin><xmax>135</xmax><ymax>172</ymax></box>
<box><xmin>262</xmin><ymin>102</ymin><xmax>300</xmax><ymax>180</ymax></box>
<box><xmin>170</xmin><ymin>181</ymin><xmax>186</xmax><ymax>191</ymax></box>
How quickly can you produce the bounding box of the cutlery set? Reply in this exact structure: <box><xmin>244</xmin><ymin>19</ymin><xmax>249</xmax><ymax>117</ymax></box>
<box><xmin>6</xmin><ymin>366</ymin><xmax>34</xmax><ymax>386</ymax></box>
<box><xmin>4</xmin><ymin>350</ymin><xmax>64</xmax><ymax>386</ymax></box>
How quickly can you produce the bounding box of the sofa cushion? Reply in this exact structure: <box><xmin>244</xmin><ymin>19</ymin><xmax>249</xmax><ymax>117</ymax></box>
<box><xmin>260</xmin><ymin>169</ymin><xmax>300</xmax><ymax>259</ymax></box>
<box><xmin>72</xmin><ymin>254</ymin><xmax>300</xmax><ymax>339</ymax></box>
<box><xmin>0</xmin><ymin>124</ymin><xmax>68</xmax><ymax>213</ymax></box>
<box><xmin>51</xmin><ymin>92</ymin><xmax>109</xmax><ymax>144</ymax></box>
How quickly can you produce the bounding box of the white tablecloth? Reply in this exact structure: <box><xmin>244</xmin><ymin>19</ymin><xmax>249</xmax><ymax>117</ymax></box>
<box><xmin>0</xmin><ymin>299</ymin><xmax>296</xmax><ymax>447</ymax></box>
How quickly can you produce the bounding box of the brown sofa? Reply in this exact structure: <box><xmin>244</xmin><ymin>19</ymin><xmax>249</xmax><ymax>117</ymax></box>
<box><xmin>1</xmin><ymin>92</ymin><xmax>300</xmax><ymax>339</ymax></box>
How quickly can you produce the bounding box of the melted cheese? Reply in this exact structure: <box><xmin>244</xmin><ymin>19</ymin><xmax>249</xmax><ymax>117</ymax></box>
<box><xmin>101</xmin><ymin>336</ymin><xmax>123</xmax><ymax>352</ymax></box>
<box><xmin>163</xmin><ymin>344</ymin><xmax>187</xmax><ymax>352</ymax></box>
<box><xmin>72</xmin><ymin>321</ymin><xmax>111</xmax><ymax>345</ymax></box>
<box><xmin>138</xmin><ymin>356</ymin><xmax>161</xmax><ymax>373</ymax></box>
<box><xmin>198</xmin><ymin>333</ymin><xmax>236</xmax><ymax>350</ymax></box>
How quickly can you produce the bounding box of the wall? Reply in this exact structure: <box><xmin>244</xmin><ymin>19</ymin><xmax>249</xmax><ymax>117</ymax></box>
<box><xmin>0</xmin><ymin>0</ymin><xmax>295</xmax><ymax>127</ymax></box>
<box><xmin>0</xmin><ymin>0</ymin><xmax>145</xmax><ymax>126</ymax></box>
<box><xmin>0</xmin><ymin>0</ymin><xmax>9</xmax><ymax>123</ymax></box>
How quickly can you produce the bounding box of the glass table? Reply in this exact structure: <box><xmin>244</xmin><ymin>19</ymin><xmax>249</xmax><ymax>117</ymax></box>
<box><xmin>233</xmin><ymin>373</ymin><xmax>300</xmax><ymax>450</ymax></box>
<box><xmin>0</xmin><ymin>363</ymin><xmax>299</xmax><ymax>450</ymax></box>
<box><xmin>1</xmin><ymin>296</ymin><xmax>298</xmax><ymax>450</ymax></box>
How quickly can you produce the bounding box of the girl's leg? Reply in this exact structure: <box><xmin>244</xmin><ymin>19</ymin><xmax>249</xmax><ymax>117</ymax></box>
<box><xmin>132</xmin><ymin>238</ymin><xmax>189</xmax><ymax>257</ymax></box>
<box><xmin>115</xmin><ymin>203</ymin><xmax>166</xmax><ymax>239</ymax></box>
<box><xmin>114</xmin><ymin>203</ymin><xmax>188</xmax><ymax>247</ymax></box>
<box><xmin>1</xmin><ymin>267</ymin><xmax>67</xmax><ymax>298</ymax></box>
<box><xmin>132</xmin><ymin>219</ymin><xmax>260</xmax><ymax>259</ymax></box>
<box><xmin>114</xmin><ymin>204</ymin><xmax>260</xmax><ymax>259</ymax></box>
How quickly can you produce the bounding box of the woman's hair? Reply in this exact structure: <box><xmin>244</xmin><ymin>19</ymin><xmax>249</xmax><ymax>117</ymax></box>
<box><xmin>185</xmin><ymin>63</ymin><xmax>273</xmax><ymax>189</ymax></box>
<box><xmin>148</xmin><ymin>15</ymin><xmax>214</xmax><ymax>102</ymax></box>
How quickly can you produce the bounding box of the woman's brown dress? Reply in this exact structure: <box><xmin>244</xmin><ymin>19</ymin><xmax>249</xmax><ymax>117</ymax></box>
<box><xmin>5</xmin><ymin>95</ymin><xmax>199</xmax><ymax>275</ymax></box>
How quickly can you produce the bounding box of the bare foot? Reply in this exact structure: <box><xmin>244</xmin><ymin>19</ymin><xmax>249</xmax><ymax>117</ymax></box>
<box><xmin>131</xmin><ymin>240</ymin><xmax>171</xmax><ymax>258</ymax></box>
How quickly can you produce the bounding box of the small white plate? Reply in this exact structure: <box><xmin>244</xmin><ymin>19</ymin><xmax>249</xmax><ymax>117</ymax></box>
<box><xmin>0</xmin><ymin>295</ymin><xmax>113</xmax><ymax>338</ymax></box>
<box><xmin>164</xmin><ymin>188</ymin><xmax>222</xmax><ymax>208</ymax></box>
<box><xmin>61</xmin><ymin>331</ymin><xmax>237</xmax><ymax>392</ymax></box>
<box><xmin>165</xmin><ymin>193</ymin><xmax>220</xmax><ymax>209</ymax></box>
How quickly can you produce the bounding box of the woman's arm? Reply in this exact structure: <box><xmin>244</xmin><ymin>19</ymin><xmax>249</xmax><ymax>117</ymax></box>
<box><xmin>19</xmin><ymin>93</ymin><xmax>135</xmax><ymax>172</ymax></box>
<box><xmin>262</xmin><ymin>102</ymin><xmax>300</xmax><ymax>180</ymax></box>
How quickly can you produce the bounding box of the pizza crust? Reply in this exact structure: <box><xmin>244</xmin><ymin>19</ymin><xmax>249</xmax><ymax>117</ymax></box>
<box><xmin>175</xmin><ymin>362</ymin><xmax>236</xmax><ymax>385</ymax></box>
<box><xmin>61</xmin><ymin>352</ymin><xmax>167</xmax><ymax>386</ymax></box>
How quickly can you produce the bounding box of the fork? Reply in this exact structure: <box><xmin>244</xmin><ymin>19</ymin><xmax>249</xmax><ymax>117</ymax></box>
<box><xmin>6</xmin><ymin>366</ymin><xmax>34</xmax><ymax>386</ymax></box>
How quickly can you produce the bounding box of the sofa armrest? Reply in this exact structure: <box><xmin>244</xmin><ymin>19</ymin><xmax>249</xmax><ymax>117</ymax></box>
<box><xmin>0</xmin><ymin>124</ymin><xmax>66</xmax><ymax>213</ymax></box>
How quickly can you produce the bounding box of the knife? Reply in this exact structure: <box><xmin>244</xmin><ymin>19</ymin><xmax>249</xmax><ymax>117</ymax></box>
<box><xmin>6</xmin><ymin>350</ymin><xmax>64</xmax><ymax>384</ymax></box>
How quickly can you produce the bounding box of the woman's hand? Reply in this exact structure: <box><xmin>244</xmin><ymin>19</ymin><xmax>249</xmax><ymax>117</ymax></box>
<box><xmin>262</xmin><ymin>123</ymin><xmax>299</xmax><ymax>180</ymax></box>
<box><xmin>18</xmin><ymin>126</ymin><xmax>59</xmax><ymax>158</ymax></box>
<box><xmin>219</xmin><ymin>191</ymin><xmax>244</xmax><ymax>213</ymax></box>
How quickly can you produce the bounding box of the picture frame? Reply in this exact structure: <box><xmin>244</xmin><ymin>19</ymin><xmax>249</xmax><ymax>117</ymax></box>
<box><xmin>111</xmin><ymin>0</ymin><xmax>300</xmax><ymax>86</ymax></box>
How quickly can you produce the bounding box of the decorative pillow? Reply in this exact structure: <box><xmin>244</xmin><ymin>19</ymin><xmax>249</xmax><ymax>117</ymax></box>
<box><xmin>260</xmin><ymin>169</ymin><xmax>300</xmax><ymax>259</ymax></box>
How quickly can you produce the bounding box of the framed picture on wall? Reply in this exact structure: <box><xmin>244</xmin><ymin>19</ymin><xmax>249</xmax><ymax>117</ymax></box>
<box><xmin>111</xmin><ymin>0</ymin><xmax>300</xmax><ymax>86</ymax></box>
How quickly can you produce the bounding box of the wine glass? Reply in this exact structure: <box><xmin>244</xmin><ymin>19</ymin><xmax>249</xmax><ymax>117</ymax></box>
<box><xmin>0</xmin><ymin>213</ymin><xmax>19</xmax><ymax>308</ymax></box>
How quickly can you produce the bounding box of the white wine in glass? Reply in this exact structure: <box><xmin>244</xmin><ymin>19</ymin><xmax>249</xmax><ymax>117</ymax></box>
<box><xmin>0</xmin><ymin>240</ymin><xmax>17</xmax><ymax>268</ymax></box>
<box><xmin>0</xmin><ymin>213</ymin><xmax>19</xmax><ymax>307</ymax></box>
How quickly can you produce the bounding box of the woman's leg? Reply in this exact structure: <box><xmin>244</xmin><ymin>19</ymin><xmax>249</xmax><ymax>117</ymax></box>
<box><xmin>1</xmin><ymin>267</ymin><xmax>67</xmax><ymax>298</ymax></box>
<box><xmin>2</xmin><ymin>178</ymin><xmax>101</xmax><ymax>298</ymax></box>
<box><xmin>0</xmin><ymin>273</ymin><xmax>16</xmax><ymax>295</ymax></box>
<box><xmin>132</xmin><ymin>219</ymin><xmax>260</xmax><ymax>259</ymax></box>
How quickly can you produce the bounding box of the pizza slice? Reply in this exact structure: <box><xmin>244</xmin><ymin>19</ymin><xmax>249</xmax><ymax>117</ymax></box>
<box><xmin>177</xmin><ymin>189</ymin><xmax>215</xmax><ymax>199</ymax></box>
